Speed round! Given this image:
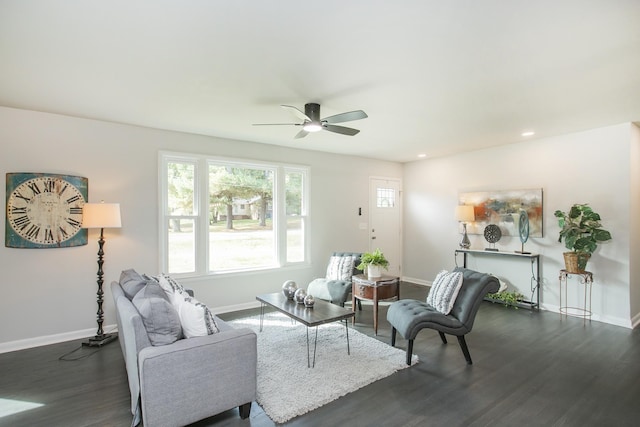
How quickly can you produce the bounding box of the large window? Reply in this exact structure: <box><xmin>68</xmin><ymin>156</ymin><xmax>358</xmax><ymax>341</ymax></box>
<box><xmin>160</xmin><ymin>152</ymin><xmax>308</xmax><ymax>276</ymax></box>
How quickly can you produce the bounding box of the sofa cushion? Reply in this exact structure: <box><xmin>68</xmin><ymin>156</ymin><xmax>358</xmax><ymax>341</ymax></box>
<box><xmin>175</xmin><ymin>295</ymin><xmax>220</xmax><ymax>337</ymax></box>
<box><xmin>132</xmin><ymin>280</ymin><xmax>182</xmax><ymax>346</ymax></box>
<box><xmin>326</xmin><ymin>255</ymin><xmax>355</xmax><ymax>281</ymax></box>
<box><xmin>426</xmin><ymin>270</ymin><xmax>464</xmax><ymax>315</ymax></box>
<box><xmin>119</xmin><ymin>269</ymin><xmax>147</xmax><ymax>300</ymax></box>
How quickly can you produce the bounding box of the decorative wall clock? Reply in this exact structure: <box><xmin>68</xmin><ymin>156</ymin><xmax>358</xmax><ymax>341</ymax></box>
<box><xmin>6</xmin><ymin>173</ymin><xmax>88</xmax><ymax>248</ymax></box>
<box><xmin>483</xmin><ymin>224</ymin><xmax>501</xmax><ymax>251</ymax></box>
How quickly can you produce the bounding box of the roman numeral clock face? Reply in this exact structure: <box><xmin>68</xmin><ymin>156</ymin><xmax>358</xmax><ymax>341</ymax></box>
<box><xmin>5</xmin><ymin>173</ymin><xmax>88</xmax><ymax>248</ymax></box>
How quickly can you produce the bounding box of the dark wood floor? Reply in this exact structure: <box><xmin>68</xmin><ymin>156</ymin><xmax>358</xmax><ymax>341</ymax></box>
<box><xmin>2</xmin><ymin>282</ymin><xmax>639</xmax><ymax>427</ymax></box>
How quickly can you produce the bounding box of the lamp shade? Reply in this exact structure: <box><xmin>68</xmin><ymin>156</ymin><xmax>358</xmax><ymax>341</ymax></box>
<box><xmin>455</xmin><ymin>205</ymin><xmax>475</xmax><ymax>223</ymax></box>
<box><xmin>82</xmin><ymin>203</ymin><xmax>122</xmax><ymax>229</ymax></box>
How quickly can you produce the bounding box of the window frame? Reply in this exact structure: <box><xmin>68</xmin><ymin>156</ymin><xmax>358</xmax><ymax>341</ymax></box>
<box><xmin>159</xmin><ymin>151</ymin><xmax>310</xmax><ymax>278</ymax></box>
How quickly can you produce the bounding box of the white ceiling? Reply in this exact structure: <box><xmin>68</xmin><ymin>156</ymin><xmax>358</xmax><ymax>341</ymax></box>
<box><xmin>1</xmin><ymin>1</ymin><xmax>640</xmax><ymax>163</ymax></box>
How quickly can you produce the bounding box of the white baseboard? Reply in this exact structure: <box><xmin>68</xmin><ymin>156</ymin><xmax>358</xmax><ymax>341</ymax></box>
<box><xmin>213</xmin><ymin>301</ymin><xmax>261</xmax><ymax>314</ymax></box>
<box><xmin>402</xmin><ymin>276</ymin><xmax>430</xmax><ymax>287</ymax></box>
<box><xmin>0</xmin><ymin>325</ymin><xmax>117</xmax><ymax>354</ymax></box>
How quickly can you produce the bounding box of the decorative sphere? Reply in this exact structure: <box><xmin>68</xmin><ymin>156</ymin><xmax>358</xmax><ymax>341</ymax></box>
<box><xmin>304</xmin><ymin>294</ymin><xmax>315</xmax><ymax>308</ymax></box>
<box><xmin>294</xmin><ymin>288</ymin><xmax>307</xmax><ymax>304</ymax></box>
<box><xmin>282</xmin><ymin>280</ymin><xmax>298</xmax><ymax>299</ymax></box>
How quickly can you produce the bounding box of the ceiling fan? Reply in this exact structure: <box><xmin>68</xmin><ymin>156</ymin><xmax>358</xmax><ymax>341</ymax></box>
<box><xmin>253</xmin><ymin>103</ymin><xmax>368</xmax><ymax>139</ymax></box>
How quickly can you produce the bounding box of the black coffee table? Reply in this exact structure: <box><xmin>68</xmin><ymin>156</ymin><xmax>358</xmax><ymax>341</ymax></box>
<box><xmin>256</xmin><ymin>292</ymin><xmax>355</xmax><ymax>367</ymax></box>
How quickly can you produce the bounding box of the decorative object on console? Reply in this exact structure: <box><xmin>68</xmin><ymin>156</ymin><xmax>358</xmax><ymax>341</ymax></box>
<box><xmin>282</xmin><ymin>280</ymin><xmax>298</xmax><ymax>299</ymax></box>
<box><xmin>516</xmin><ymin>210</ymin><xmax>531</xmax><ymax>254</ymax></box>
<box><xmin>82</xmin><ymin>201</ymin><xmax>122</xmax><ymax>347</ymax></box>
<box><xmin>455</xmin><ymin>205</ymin><xmax>474</xmax><ymax>249</ymax></box>
<box><xmin>356</xmin><ymin>248</ymin><xmax>389</xmax><ymax>279</ymax></box>
<box><xmin>304</xmin><ymin>294</ymin><xmax>315</xmax><ymax>308</ymax></box>
<box><xmin>5</xmin><ymin>172</ymin><xmax>88</xmax><ymax>248</ymax></box>
<box><xmin>294</xmin><ymin>288</ymin><xmax>307</xmax><ymax>304</ymax></box>
<box><xmin>554</xmin><ymin>203</ymin><xmax>611</xmax><ymax>273</ymax></box>
<box><xmin>483</xmin><ymin>224</ymin><xmax>501</xmax><ymax>251</ymax></box>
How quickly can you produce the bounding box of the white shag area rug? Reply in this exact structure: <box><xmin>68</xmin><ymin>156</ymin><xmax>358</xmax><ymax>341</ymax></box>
<box><xmin>229</xmin><ymin>312</ymin><xmax>418</xmax><ymax>424</ymax></box>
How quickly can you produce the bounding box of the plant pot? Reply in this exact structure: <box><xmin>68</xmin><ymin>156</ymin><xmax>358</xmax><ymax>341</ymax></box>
<box><xmin>563</xmin><ymin>252</ymin><xmax>590</xmax><ymax>273</ymax></box>
<box><xmin>367</xmin><ymin>264</ymin><xmax>382</xmax><ymax>279</ymax></box>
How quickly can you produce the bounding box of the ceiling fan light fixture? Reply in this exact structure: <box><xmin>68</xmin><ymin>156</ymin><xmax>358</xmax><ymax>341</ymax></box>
<box><xmin>303</xmin><ymin>122</ymin><xmax>323</xmax><ymax>132</ymax></box>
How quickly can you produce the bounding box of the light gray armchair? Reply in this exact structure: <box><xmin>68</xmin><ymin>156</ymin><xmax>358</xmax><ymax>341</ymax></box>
<box><xmin>112</xmin><ymin>279</ymin><xmax>257</xmax><ymax>427</ymax></box>
<box><xmin>307</xmin><ymin>252</ymin><xmax>362</xmax><ymax>306</ymax></box>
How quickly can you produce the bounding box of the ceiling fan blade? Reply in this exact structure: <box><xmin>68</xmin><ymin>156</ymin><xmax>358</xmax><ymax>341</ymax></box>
<box><xmin>323</xmin><ymin>124</ymin><xmax>360</xmax><ymax>136</ymax></box>
<box><xmin>322</xmin><ymin>110</ymin><xmax>368</xmax><ymax>124</ymax></box>
<box><xmin>281</xmin><ymin>105</ymin><xmax>311</xmax><ymax>122</ymax></box>
<box><xmin>294</xmin><ymin>129</ymin><xmax>309</xmax><ymax>139</ymax></box>
<box><xmin>252</xmin><ymin>123</ymin><xmax>300</xmax><ymax>126</ymax></box>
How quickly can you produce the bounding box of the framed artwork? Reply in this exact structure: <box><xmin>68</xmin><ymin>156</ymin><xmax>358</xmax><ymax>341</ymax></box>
<box><xmin>458</xmin><ymin>188</ymin><xmax>543</xmax><ymax>238</ymax></box>
<box><xmin>6</xmin><ymin>172</ymin><xmax>88</xmax><ymax>248</ymax></box>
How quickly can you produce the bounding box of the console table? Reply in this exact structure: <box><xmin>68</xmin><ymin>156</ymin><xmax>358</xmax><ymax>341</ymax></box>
<box><xmin>559</xmin><ymin>270</ymin><xmax>593</xmax><ymax>325</ymax></box>
<box><xmin>454</xmin><ymin>249</ymin><xmax>540</xmax><ymax>310</ymax></box>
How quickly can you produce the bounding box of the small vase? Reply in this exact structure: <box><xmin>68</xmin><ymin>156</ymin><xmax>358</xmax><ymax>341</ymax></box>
<box><xmin>367</xmin><ymin>264</ymin><xmax>382</xmax><ymax>279</ymax></box>
<box><xmin>294</xmin><ymin>288</ymin><xmax>307</xmax><ymax>304</ymax></box>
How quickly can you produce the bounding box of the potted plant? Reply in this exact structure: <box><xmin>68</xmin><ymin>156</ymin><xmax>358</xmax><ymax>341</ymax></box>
<box><xmin>554</xmin><ymin>204</ymin><xmax>612</xmax><ymax>273</ymax></box>
<box><xmin>356</xmin><ymin>248</ymin><xmax>389</xmax><ymax>278</ymax></box>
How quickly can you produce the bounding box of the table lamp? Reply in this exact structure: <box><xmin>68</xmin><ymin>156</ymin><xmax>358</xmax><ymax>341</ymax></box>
<box><xmin>455</xmin><ymin>205</ymin><xmax>474</xmax><ymax>249</ymax></box>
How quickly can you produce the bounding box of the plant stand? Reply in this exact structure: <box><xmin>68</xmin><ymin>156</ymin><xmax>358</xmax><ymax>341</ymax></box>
<box><xmin>559</xmin><ymin>269</ymin><xmax>593</xmax><ymax>325</ymax></box>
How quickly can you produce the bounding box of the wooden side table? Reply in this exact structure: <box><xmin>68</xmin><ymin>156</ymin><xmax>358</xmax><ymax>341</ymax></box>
<box><xmin>559</xmin><ymin>269</ymin><xmax>593</xmax><ymax>325</ymax></box>
<box><xmin>352</xmin><ymin>274</ymin><xmax>400</xmax><ymax>335</ymax></box>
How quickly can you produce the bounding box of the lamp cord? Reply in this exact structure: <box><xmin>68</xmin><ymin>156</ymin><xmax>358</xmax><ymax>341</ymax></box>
<box><xmin>58</xmin><ymin>325</ymin><xmax>118</xmax><ymax>361</ymax></box>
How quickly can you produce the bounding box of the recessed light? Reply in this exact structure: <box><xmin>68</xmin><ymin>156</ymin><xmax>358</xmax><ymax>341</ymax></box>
<box><xmin>417</xmin><ymin>153</ymin><xmax>427</xmax><ymax>158</ymax></box>
<box><xmin>521</xmin><ymin>131</ymin><xmax>535</xmax><ymax>137</ymax></box>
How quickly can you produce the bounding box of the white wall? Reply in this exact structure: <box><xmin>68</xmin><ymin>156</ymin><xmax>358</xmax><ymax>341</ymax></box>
<box><xmin>403</xmin><ymin>123</ymin><xmax>635</xmax><ymax>328</ymax></box>
<box><xmin>0</xmin><ymin>106</ymin><xmax>402</xmax><ymax>351</ymax></box>
<box><xmin>630</xmin><ymin>123</ymin><xmax>640</xmax><ymax>324</ymax></box>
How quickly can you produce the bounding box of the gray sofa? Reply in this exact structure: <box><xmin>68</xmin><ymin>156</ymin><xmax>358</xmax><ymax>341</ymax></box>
<box><xmin>111</xmin><ymin>277</ymin><xmax>257</xmax><ymax>427</ymax></box>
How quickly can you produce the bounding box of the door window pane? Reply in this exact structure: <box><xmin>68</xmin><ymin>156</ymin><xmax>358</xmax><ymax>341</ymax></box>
<box><xmin>377</xmin><ymin>188</ymin><xmax>395</xmax><ymax>208</ymax></box>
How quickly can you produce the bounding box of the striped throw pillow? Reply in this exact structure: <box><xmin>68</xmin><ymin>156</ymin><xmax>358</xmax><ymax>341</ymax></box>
<box><xmin>426</xmin><ymin>270</ymin><xmax>464</xmax><ymax>315</ymax></box>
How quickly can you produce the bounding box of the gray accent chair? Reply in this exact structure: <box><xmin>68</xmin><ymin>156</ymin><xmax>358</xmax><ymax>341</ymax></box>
<box><xmin>387</xmin><ymin>267</ymin><xmax>499</xmax><ymax>365</ymax></box>
<box><xmin>111</xmin><ymin>280</ymin><xmax>257</xmax><ymax>427</ymax></box>
<box><xmin>307</xmin><ymin>251</ymin><xmax>362</xmax><ymax>306</ymax></box>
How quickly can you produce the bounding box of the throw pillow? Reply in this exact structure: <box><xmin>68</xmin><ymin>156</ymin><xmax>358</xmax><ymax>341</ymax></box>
<box><xmin>132</xmin><ymin>280</ymin><xmax>182</xmax><ymax>346</ymax></box>
<box><xmin>326</xmin><ymin>256</ymin><xmax>355</xmax><ymax>281</ymax></box>
<box><xmin>174</xmin><ymin>294</ymin><xmax>220</xmax><ymax>337</ymax></box>
<box><xmin>426</xmin><ymin>270</ymin><xmax>464</xmax><ymax>315</ymax></box>
<box><xmin>119</xmin><ymin>269</ymin><xmax>147</xmax><ymax>300</ymax></box>
<box><xmin>157</xmin><ymin>273</ymin><xmax>187</xmax><ymax>295</ymax></box>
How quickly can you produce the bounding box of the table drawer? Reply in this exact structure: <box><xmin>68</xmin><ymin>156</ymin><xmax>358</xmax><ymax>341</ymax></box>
<box><xmin>353</xmin><ymin>281</ymin><xmax>398</xmax><ymax>300</ymax></box>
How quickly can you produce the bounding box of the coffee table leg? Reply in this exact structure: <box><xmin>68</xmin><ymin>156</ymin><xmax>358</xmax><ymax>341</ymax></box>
<box><xmin>306</xmin><ymin>326</ymin><xmax>320</xmax><ymax>368</ymax></box>
<box><xmin>259</xmin><ymin>303</ymin><xmax>265</xmax><ymax>332</ymax></box>
<box><xmin>345</xmin><ymin>321</ymin><xmax>350</xmax><ymax>355</ymax></box>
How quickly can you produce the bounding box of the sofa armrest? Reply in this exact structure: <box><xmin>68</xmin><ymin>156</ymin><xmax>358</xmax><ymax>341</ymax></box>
<box><xmin>138</xmin><ymin>327</ymin><xmax>257</xmax><ymax>427</ymax></box>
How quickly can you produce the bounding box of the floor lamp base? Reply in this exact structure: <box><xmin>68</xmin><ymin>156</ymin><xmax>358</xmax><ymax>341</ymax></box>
<box><xmin>82</xmin><ymin>333</ymin><xmax>118</xmax><ymax>347</ymax></box>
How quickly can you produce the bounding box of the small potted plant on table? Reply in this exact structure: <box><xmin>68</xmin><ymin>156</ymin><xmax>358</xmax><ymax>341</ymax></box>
<box><xmin>554</xmin><ymin>203</ymin><xmax>612</xmax><ymax>273</ymax></box>
<box><xmin>356</xmin><ymin>248</ymin><xmax>389</xmax><ymax>279</ymax></box>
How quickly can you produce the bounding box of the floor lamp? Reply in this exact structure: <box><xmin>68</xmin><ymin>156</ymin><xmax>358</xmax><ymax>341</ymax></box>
<box><xmin>82</xmin><ymin>201</ymin><xmax>122</xmax><ymax>347</ymax></box>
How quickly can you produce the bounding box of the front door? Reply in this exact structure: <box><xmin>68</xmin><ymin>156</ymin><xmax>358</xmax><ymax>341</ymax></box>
<box><xmin>369</xmin><ymin>177</ymin><xmax>402</xmax><ymax>277</ymax></box>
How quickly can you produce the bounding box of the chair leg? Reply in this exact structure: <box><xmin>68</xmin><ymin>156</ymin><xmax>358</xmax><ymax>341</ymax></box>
<box><xmin>438</xmin><ymin>331</ymin><xmax>447</xmax><ymax>344</ymax></box>
<box><xmin>406</xmin><ymin>339</ymin><xmax>414</xmax><ymax>365</ymax></box>
<box><xmin>457</xmin><ymin>335</ymin><xmax>473</xmax><ymax>365</ymax></box>
<box><xmin>391</xmin><ymin>327</ymin><xmax>396</xmax><ymax>347</ymax></box>
<box><xmin>239</xmin><ymin>402</ymin><xmax>252</xmax><ymax>419</ymax></box>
